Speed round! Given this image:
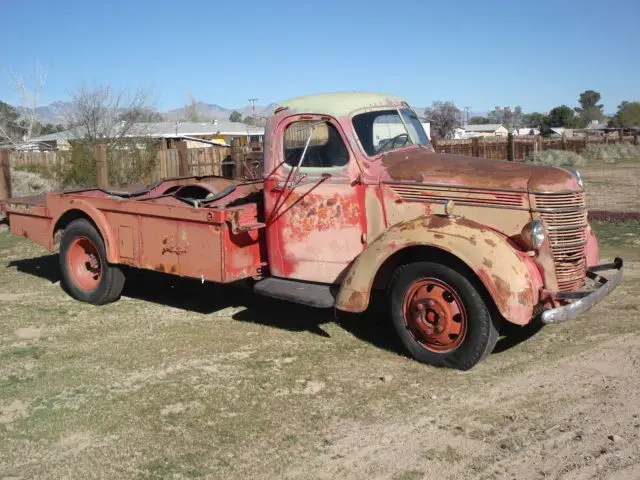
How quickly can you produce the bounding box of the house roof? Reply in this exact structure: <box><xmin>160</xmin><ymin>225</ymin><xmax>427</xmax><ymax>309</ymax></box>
<box><xmin>29</xmin><ymin>121</ymin><xmax>265</xmax><ymax>144</ymax></box>
<box><xmin>463</xmin><ymin>124</ymin><xmax>505</xmax><ymax>132</ymax></box>
<box><xmin>276</xmin><ymin>92</ymin><xmax>406</xmax><ymax>118</ymax></box>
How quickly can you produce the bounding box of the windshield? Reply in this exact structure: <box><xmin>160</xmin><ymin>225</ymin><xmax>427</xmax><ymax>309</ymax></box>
<box><xmin>352</xmin><ymin>108</ymin><xmax>430</xmax><ymax>156</ymax></box>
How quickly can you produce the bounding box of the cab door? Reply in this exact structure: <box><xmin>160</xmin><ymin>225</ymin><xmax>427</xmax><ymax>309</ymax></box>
<box><xmin>263</xmin><ymin>116</ymin><xmax>366</xmax><ymax>284</ymax></box>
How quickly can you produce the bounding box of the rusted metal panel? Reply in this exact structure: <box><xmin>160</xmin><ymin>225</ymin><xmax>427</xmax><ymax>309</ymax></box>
<box><xmin>139</xmin><ymin>216</ymin><xmax>179</xmax><ymax>274</ymax></box>
<box><xmin>9</xmin><ymin>214</ymin><xmax>52</xmax><ymax>249</ymax></box>
<box><xmin>335</xmin><ymin>216</ymin><xmax>539</xmax><ymax>326</ymax></box>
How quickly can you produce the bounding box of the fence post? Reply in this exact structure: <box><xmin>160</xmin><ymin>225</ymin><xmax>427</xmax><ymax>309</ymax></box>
<box><xmin>176</xmin><ymin>140</ymin><xmax>189</xmax><ymax>177</ymax></box>
<box><xmin>231</xmin><ymin>138</ymin><xmax>244</xmax><ymax>180</ymax></box>
<box><xmin>471</xmin><ymin>137</ymin><xmax>480</xmax><ymax>157</ymax></box>
<box><xmin>561</xmin><ymin>133</ymin><xmax>567</xmax><ymax>152</ymax></box>
<box><xmin>93</xmin><ymin>144</ymin><xmax>108</xmax><ymax>190</ymax></box>
<box><xmin>0</xmin><ymin>149</ymin><xmax>12</xmax><ymax>200</ymax></box>
<box><xmin>507</xmin><ymin>133</ymin><xmax>514</xmax><ymax>161</ymax></box>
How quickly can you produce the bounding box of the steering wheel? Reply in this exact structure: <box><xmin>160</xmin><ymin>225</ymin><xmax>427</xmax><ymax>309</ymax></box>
<box><xmin>377</xmin><ymin>133</ymin><xmax>411</xmax><ymax>153</ymax></box>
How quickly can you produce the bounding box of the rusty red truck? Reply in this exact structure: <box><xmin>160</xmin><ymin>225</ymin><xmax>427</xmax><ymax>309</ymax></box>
<box><xmin>0</xmin><ymin>92</ymin><xmax>623</xmax><ymax>370</ymax></box>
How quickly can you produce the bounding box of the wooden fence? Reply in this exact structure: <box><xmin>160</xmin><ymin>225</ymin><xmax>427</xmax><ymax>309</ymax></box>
<box><xmin>432</xmin><ymin>135</ymin><xmax>638</xmax><ymax>161</ymax></box>
<box><xmin>9</xmin><ymin>141</ymin><xmax>264</xmax><ymax>188</ymax></box>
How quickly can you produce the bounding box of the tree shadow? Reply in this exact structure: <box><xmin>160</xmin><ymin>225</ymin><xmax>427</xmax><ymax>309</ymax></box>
<box><xmin>6</xmin><ymin>254</ymin><xmax>406</xmax><ymax>356</ymax></box>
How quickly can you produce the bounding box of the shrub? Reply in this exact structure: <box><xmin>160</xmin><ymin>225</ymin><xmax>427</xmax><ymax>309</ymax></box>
<box><xmin>525</xmin><ymin>149</ymin><xmax>587</xmax><ymax>167</ymax></box>
<box><xmin>10</xmin><ymin>168</ymin><xmax>61</xmax><ymax>197</ymax></box>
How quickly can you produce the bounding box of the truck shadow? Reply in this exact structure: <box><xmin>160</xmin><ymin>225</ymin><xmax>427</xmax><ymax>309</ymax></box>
<box><xmin>7</xmin><ymin>254</ymin><xmax>537</xmax><ymax>359</ymax></box>
<box><xmin>7</xmin><ymin>254</ymin><xmax>404</xmax><ymax>356</ymax></box>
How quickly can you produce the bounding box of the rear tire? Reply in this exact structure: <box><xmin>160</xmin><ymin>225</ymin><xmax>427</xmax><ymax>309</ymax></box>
<box><xmin>59</xmin><ymin>219</ymin><xmax>125</xmax><ymax>305</ymax></box>
<box><xmin>388</xmin><ymin>262</ymin><xmax>499</xmax><ymax>370</ymax></box>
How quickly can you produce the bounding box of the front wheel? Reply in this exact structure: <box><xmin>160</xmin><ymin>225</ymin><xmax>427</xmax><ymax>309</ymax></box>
<box><xmin>59</xmin><ymin>219</ymin><xmax>125</xmax><ymax>305</ymax></box>
<box><xmin>388</xmin><ymin>262</ymin><xmax>499</xmax><ymax>370</ymax></box>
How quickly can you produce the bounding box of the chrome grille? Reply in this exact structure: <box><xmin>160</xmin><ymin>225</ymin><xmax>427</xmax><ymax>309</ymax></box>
<box><xmin>533</xmin><ymin>191</ymin><xmax>587</xmax><ymax>292</ymax></box>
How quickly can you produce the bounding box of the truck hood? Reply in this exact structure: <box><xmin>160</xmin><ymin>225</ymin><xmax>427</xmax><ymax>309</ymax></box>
<box><xmin>379</xmin><ymin>148</ymin><xmax>581</xmax><ymax>192</ymax></box>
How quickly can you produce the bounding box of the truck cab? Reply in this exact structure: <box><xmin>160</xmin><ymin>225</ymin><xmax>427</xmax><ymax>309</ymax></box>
<box><xmin>1</xmin><ymin>92</ymin><xmax>623</xmax><ymax>370</ymax></box>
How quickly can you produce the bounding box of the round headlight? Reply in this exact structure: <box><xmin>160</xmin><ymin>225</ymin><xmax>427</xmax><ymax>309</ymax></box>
<box><xmin>521</xmin><ymin>220</ymin><xmax>546</xmax><ymax>250</ymax></box>
<box><xmin>566</xmin><ymin>169</ymin><xmax>584</xmax><ymax>188</ymax></box>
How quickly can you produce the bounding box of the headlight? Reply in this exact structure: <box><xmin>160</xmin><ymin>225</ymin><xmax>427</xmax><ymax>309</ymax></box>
<box><xmin>566</xmin><ymin>169</ymin><xmax>584</xmax><ymax>188</ymax></box>
<box><xmin>521</xmin><ymin>220</ymin><xmax>546</xmax><ymax>250</ymax></box>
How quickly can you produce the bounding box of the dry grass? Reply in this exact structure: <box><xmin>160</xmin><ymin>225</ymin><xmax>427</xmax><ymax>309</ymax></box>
<box><xmin>581</xmin><ymin>158</ymin><xmax>640</xmax><ymax>211</ymax></box>
<box><xmin>1</xmin><ymin>224</ymin><xmax>639</xmax><ymax>479</ymax></box>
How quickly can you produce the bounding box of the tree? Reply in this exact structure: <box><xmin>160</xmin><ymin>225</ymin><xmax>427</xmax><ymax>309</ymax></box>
<box><xmin>65</xmin><ymin>84</ymin><xmax>157</xmax><ymax>144</ymax></box>
<box><xmin>469</xmin><ymin>116</ymin><xmax>490</xmax><ymax>125</ymax></box>
<box><xmin>487</xmin><ymin>106</ymin><xmax>523</xmax><ymax>128</ymax></box>
<box><xmin>0</xmin><ymin>62</ymin><xmax>49</xmax><ymax>146</ymax></box>
<box><xmin>229</xmin><ymin>111</ymin><xmax>242</xmax><ymax>122</ymax></box>
<box><xmin>575</xmin><ymin>90</ymin><xmax>604</xmax><ymax>126</ymax></box>
<box><xmin>183</xmin><ymin>93</ymin><xmax>204</xmax><ymax>122</ymax></box>
<box><xmin>521</xmin><ymin>112</ymin><xmax>545</xmax><ymax>128</ymax></box>
<box><xmin>424</xmin><ymin>101</ymin><xmax>461</xmax><ymax>139</ymax></box>
<box><xmin>119</xmin><ymin>108</ymin><xmax>164</xmax><ymax>123</ymax></box>
<box><xmin>610</xmin><ymin>101</ymin><xmax>640</xmax><ymax>128</ymax></box>
<box><xmin>540</xmin><ymin>105</ymin><xmax>576</xmax><ymax>135</ymax></box>
<box><xmin>0</xmin><ymin>101</ymin><xmax>22</xmax><ymax>146</ymax></box>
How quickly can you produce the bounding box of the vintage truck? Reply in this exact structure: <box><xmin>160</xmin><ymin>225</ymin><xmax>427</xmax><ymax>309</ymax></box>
<box><xmin>0</xmin><ymin>92</ymin><xmax>624</xmax><ymax>370</ymax></box>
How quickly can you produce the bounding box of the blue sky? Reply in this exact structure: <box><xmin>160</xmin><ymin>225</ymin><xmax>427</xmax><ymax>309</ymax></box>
<box><xmin>2</xmin><ymin>0</ymin><xmax>639</xmax><ymax>113</ymax></box>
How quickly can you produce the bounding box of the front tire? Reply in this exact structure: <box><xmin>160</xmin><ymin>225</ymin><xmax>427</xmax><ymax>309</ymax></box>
<box><xmin>388</xmin><ymin>262</ymin><xmax>499</xmax><ymax>370</ymax></box>
<box><xmin>59</xmin><ymin>219</ymin><xmax>125</xmax><ymax>305</ymax></box>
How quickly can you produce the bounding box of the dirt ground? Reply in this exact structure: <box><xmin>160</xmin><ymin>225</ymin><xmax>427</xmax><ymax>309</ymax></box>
<box><xmin>0</xmin><ymin>222</ymin><xmax>639</xmax><ymax>480</ymax></box>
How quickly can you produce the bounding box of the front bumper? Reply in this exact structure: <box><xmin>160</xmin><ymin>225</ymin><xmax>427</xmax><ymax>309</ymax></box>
<box><xmin>541</xmin><ymin>258</ymin><xmax>624</xmax><ymax>324</ymax></box>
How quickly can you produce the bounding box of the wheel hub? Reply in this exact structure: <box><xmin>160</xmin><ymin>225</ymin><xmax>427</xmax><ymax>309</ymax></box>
<box><xmin>402</xmin><ymin>278</ymin><xmax>467</xmax><ymax>352</ymax></box>
<box><xmin>67</xmin><ymin>236</ymin><xmax>103</xmax><ymax>291</ymax></box>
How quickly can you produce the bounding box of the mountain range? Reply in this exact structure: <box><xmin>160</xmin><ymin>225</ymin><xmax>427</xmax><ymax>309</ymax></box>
<box><xmin>30</xmin><ymin>100</ymin><xmax>487</xmax><ymax>126</ymax></box>
<box><xmin>32</xmin><ymin>101</ymin><xmax>280</xmax><ymax>125</ymax></box>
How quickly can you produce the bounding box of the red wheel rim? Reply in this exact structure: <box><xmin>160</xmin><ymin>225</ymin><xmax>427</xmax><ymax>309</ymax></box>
<box><xmin>67</xmin><ymin>236</ymin><xmax>102</xmax><ymax>291</ymax></box>
<box><xmin>402</xmin><ymin>278</ymin><xmax>467</xmax><ymax>352</ymax></box>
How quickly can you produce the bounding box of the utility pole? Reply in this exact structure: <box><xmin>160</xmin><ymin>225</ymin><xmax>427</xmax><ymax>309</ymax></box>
<box><xmin>464</xmin><ymin>106</ymin><xmax>471</xmax><ymax>126</ymax></box>
<box><xmin>248</xmin><ymin>98</ymin><xmax>258</xmax><ymax>125</ymax></box>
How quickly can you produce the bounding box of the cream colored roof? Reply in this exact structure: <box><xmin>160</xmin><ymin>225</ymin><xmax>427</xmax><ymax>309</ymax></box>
<box><xmin>276</xmin><ymin>92</ymin><xmax>406</xmax><ymax>118</ymax></box>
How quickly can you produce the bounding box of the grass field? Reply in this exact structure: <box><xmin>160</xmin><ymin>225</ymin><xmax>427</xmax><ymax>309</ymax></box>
<box><xmin>581</xmin><ymin>158</ymin><xmax>640</xmax><ymax>212</ymax></box>
<box><xmin>1</xmin><ymin>222</ymin><xmax>639</xmax><ymax>479</ymax></box>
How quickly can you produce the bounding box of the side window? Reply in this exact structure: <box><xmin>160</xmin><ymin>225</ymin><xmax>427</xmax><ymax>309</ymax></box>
<box><xmin>283</xmin><ymin>120</ymin><xmax>349</xmax><ymax>168</ymax></box>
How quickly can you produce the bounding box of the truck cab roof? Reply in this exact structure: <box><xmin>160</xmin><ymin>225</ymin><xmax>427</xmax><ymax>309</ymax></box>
<box><xmin>275</xmin><ymin>91</ymin><xmax>406</xmax><ymax>118</ymax></box>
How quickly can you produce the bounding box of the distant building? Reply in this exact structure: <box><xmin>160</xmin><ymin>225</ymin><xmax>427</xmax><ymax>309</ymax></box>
<box><xmin>461</xmin><ymin>124</ymin><xmax>509</xmax><ymax>138</ymax></box>
<box><xmin>513</xmin><ymin>127</ymin><xmax>540</xmax><ymax>136</ymax></box>
<box><xmin>27</xmin><ymin>121</ymin><xmax>265</xmax><ymax>151</ymax></box>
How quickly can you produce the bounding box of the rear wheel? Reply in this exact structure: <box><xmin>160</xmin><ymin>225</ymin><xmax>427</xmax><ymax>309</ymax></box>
<box><xmin>388</xmin><ymin>262</ymin><xmax>499</xmax><ymax>370</ymax></box>
<box><xmin>59</xmin><ymin>219</ymin><xmax>125</xmax><ymax>305</ymax></box>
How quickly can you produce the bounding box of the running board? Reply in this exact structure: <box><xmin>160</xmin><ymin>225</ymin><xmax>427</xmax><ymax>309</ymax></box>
<box><xmin>253</xmin><ymin>277</ymin><xmax>336</xmax><ymax>308</ymax></box>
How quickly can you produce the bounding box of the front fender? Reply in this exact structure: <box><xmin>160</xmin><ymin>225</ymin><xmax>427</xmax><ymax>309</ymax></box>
<box><xmin>335</xmin><ymin>215</ymin><xmax>541</xmax><ymax>325</ymax></box>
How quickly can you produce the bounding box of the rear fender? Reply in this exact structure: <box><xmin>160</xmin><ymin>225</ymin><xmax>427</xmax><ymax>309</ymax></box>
<box><xmin>335</xmin><ymin>215</ymin><xmax>541</xmax><ymax>325</ymax></box>
<box><xmin>50</xmin><ymin>200</ymin><xmax>119</xmax><ymax>263</ymax></box>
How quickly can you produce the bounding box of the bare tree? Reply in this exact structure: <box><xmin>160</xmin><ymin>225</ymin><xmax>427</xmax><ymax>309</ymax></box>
<box><xmin>65</xmin><ymin>84</ymin><xmax>157</xmax><ymax>144</ymax></box>
<box><xmin>424</xmin><ymin>101</ymin><xmax>461</xmax><ymax>139</ymax></box>
<box><xmin>13</xmin><ymin>62</ymin><xmax>48</xmax><ymax>140</ymax></box>
<box><xmin>184</xmin><ymin>93</ymin><xmax>200</xmax><ymax>122</ymax></box>
<box><xmin>0</xmin><ymin>62</ymin><xmax>48</xmax><ymax>146</ymax></box>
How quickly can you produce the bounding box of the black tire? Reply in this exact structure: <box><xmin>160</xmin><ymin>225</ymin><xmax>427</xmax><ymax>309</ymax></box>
<box><xmin>388</xmin><ymin>262</ymin><xmax>499</xmax><ymax>370</ymax></box>
<box><xmin>59</xmin><ymin>219</ymin><xmax>125</xmax><ymax>305</ymax></box>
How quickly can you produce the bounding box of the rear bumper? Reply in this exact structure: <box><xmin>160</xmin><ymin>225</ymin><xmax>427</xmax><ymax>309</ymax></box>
<box><xmin>541</xmin><ymin>257</ymin><xmax>624</xmax><ymax>324</ymax></box>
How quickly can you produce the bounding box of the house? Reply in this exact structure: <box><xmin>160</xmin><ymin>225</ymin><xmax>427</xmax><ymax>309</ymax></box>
<box><xmin>27</xmin><ymin>121</ymin><xmax>265</xmax><ymax>151</ymax></box>
<box><xmin>462</xmin><ymin>124</ymin><xmax>509</xmax><ymax>138</ymax></box>
<box><xmin>513</xmin><ymin>127</ymin><xmax>540</xmax><ymax>136</ymax></box>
